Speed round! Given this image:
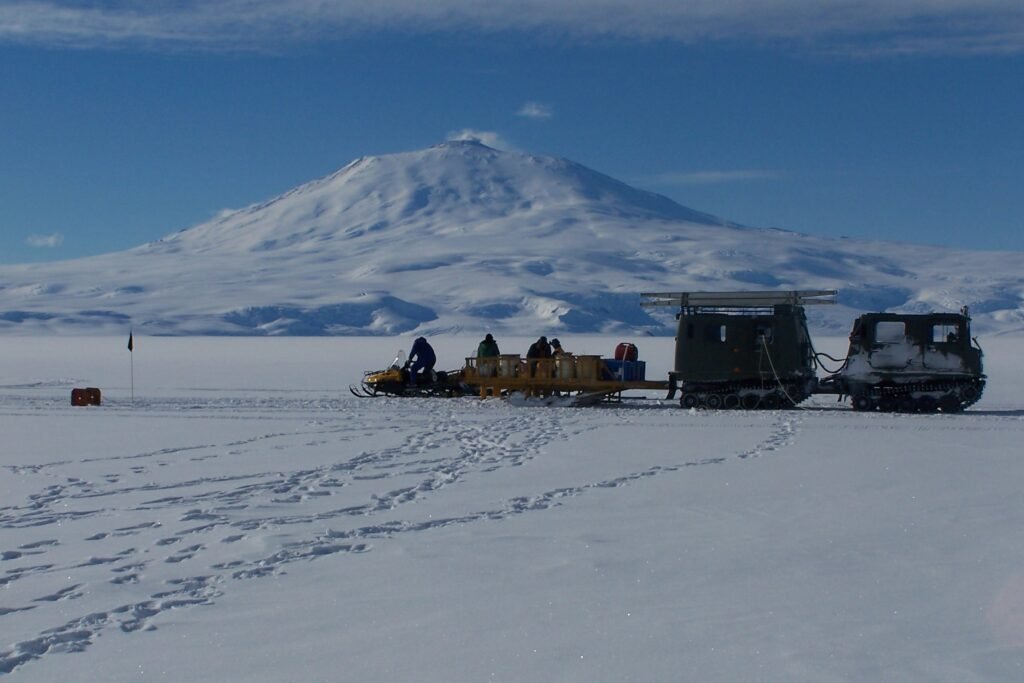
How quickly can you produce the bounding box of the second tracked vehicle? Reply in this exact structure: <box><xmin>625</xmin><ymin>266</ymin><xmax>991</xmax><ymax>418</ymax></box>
<box><xmin>818</xmin><ymin>309</ymin><xmax>985</xmax><ymax>412</ymax></box>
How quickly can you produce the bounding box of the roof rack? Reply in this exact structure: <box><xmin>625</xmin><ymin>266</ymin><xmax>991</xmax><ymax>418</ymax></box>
<box><xmin>640</xmin><ymin>290</ymin><xmax>837</xmax><ymax>309</ymax></box>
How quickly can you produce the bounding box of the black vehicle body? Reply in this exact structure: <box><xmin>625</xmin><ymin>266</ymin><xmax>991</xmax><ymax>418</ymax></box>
<box><xmin>819</xmin><ymin>310</ymin><xmax>985</xmax><ymax>412</ymax></box>
<box><xmin>643</xmin><ymin>291</ymin><xmax>985</xmax><ymax>412</ymax></box>
<box><xmin>642</xmin><ymin>291</ymin><xmax>836</xmax><ymax>409</ymax></box>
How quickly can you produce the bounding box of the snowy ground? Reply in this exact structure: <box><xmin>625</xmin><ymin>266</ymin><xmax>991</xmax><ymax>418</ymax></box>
<box><xmin>2</xmin><ymin>335</ymin><xmax>1023</xmax><ymax>681</ymax></box>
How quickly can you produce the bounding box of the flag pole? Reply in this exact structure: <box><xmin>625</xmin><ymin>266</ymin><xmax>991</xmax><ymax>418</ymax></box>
<box><xmin>128</xmin><ymin>331</ymin><xmax>134</xmax><ymax>405</ymax></box>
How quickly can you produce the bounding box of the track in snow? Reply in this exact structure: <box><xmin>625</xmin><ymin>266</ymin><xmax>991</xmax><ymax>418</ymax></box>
<box><xmin>0</xmin><ymin>390</ymin><xmax>1007</xmax><ymax>674</ymax></box>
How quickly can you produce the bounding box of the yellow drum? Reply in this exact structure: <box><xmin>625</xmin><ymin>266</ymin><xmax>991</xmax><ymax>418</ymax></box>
<box><xmin>478</xmin><ymin>357</ymin><xmax>498</xmax><ymax>378</ymax></box>
<box><xmin>556</xmin><ymin>353</ymin><xmax>576</xmax><ymax>379</ymax></box>
<box><xmin>575</xmin><ymin>355</ymin><xmax>600</xmax><ymax>381</ymax></box>
<box><xmin>498</xmin><ymin>354</ymin><xmax>521</xmax><ymax>377</ymax></box>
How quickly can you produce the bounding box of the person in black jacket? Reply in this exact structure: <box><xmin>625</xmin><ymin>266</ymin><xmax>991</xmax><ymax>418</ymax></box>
<box><xmin>477</xmin><ymin>333</ymin><xmax>500</xmax><ymax>377</ymax></box>
<box><xmin>477</xmin><ymin>333</ymin><xmax>500</xmax><ymax>358</ymax></box>
<box><xmin>526</xmin><ymin>336</ymin><xmax>552</xmax><ymax>377</ymax></box>
<box><xmin>407</xmin><ymin>337</ymin><xmax>436</xmax><ymax>385</ymax></box>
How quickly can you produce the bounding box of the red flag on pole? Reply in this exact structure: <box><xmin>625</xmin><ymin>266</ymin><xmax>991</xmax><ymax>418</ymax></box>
<box><xmin>128</xmin><ymin>332</ymin><xmax>134</xmax><ymax>352</ymax></box>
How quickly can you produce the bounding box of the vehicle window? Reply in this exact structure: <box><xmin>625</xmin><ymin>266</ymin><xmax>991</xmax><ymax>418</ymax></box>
<box><xmin>874</xmin><ymin>321</ymin><xmax>906</xmax><ymax>343</ymax></box>
<box><xmin>704</xmin><ymin>323</ymin><xmax>727</xmax><ymax>343</ymax></box>
<box><xmin>933</xmin><ymin>323</ymin><xmax>959</xmax><ymax>344</ymax></box>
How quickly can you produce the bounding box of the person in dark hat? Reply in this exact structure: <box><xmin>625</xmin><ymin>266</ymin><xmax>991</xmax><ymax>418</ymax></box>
<box><xmin>526</xmin><ymin>336</ymin><xmax>552</xmax><ymax>377</ymax></box>
<box><xmin>550</xmin><ymin>338</ymin><xmax>565</xmax><ymax>356</ymax></box>
<box><xmin>477</xmin><ymin>333</ymin><xmax>501</xmax><ymax>377</ymax></box>
<box><xmin>477</xmin><ymin>333</ymin><xmax>500</xmax><ymax>358</ymax></box>
<box><xmin>406</xmin><ymin>336</ymin><xmax>436</xmax><ymax>385</ymax></box>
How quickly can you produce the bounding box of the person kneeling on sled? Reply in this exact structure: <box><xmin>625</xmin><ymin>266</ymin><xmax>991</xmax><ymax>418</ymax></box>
<box><xmin>406</xmin><ymin>336</ymin><xmax>437</xmax><ymax>386</ymax></box>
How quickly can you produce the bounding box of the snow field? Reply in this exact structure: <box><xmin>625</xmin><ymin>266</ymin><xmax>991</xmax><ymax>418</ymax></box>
<box><xmin>2</xmin><ymin>336</ymin><xmax>1023</xmax><ymax>681</ymax></box>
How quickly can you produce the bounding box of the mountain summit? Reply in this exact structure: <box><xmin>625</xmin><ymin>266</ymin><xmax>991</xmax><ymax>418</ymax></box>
<box><xmin>1</xmin><ymin>142</ymin><xmax>1022</xmax><ymax>336</ymax></box>
<box><xmin>159</xmin><ymin>140</ymin><xmax>723</xmax><ymax>257</ymax></box>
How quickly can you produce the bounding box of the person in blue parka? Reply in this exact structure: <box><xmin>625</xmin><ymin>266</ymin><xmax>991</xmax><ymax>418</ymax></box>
<box><xmin>406</xmin><ymin>337</ymin><xmax>437</xmax><ymax>385</ymax></box>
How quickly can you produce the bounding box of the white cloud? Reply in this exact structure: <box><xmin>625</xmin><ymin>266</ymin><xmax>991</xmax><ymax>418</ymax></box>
<box><xmin>445</xmin><ymin>129</ymin><xmax>515</xmax><ymax>151</ymax></box>
<box><xmin>649</xmin><ymin>170</ymin><xmax>783</xmax><ymax>185</ymax></box>
<box><xmin>25</xmin><ymin>232</ymin><xmax>65</xmax><ymax>248</ymax></box>
<box><xmin>517</xmin><ymin>102</ymin><xmax>552</xmax><ymax>119</ymax></box>
<box><xmin>1</xmin><ymin>1</ymin><xmax>1022</xmax><ymax>55</ymax></box>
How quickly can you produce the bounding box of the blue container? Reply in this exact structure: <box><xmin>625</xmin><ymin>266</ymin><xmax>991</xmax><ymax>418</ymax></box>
<box><xmin>603</xmin><ymin>360</ymin><xmax>646</xmax><ymax>381</ymax></box>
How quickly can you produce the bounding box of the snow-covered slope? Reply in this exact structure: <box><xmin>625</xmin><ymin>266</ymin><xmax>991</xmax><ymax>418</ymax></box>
<box><xmin>2</xmin><ymin>140</ymin><xmax>1022</xmax><ymax>336</ymax></box>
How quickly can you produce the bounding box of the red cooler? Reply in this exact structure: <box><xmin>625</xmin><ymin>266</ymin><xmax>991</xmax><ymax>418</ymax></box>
<box><xmin>614</xmin><ymin>343</ymin><xmax>638</xmax><ymax>361</ymax></box>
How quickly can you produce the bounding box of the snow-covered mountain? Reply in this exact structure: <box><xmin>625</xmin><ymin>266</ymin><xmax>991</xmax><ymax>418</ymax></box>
<box><xmin>2</xmin><ymin>140</ymin><xmax>1023</xmax><ymax>336</ymax></box>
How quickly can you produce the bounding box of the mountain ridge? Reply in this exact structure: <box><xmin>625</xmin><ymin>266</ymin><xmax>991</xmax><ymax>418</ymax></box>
<box><xmin>1</xmin><ymin>141</ymin><xmax>1022</xmax><ymax>336</ymax></box>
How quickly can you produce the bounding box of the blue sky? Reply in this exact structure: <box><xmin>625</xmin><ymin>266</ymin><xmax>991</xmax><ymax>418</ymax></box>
<box><xmin>2</xmin><ymin>1</ymin><xmax>1023</xmax><ymax>264</ymax></box>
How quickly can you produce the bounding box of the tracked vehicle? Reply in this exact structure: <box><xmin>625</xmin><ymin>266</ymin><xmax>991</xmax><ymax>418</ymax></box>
<box><xmin>641</xmin><ymin>291</ymin><xmax>837</xmax><ymax>409</ymax></box>
<box><xmin>818</xmin><ymin>309</ymin><xmax>985</xmax><ymax>412</ymax></box>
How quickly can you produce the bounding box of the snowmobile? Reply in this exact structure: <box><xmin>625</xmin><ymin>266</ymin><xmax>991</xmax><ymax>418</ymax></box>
<box><xmin>350</xmin><ymin>351</ymin><xmax>474</xmax><ymax>398</ymax></box>
<box><xmin>818</xmin><ymin>308</ymin><xmax>985</xmax><ymax>413</ymax></box>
